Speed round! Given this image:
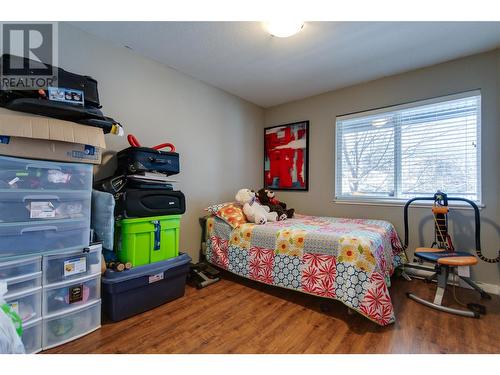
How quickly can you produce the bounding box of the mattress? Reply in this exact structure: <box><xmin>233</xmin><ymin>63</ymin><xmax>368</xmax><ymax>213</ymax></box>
<box><xmin>205</xmin><ymin>214</ymin><xmax>406</xmax><ymax>326</ymax></box>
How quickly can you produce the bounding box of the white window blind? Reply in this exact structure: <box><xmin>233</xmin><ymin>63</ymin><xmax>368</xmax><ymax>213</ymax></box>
<box><xmin>335</xmin><ymin>91</ymin><xmax>481</xmax><ymax>203</ymax></box>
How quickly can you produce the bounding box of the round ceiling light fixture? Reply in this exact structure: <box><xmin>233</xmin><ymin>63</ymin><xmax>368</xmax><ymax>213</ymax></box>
<box><xmin>264</xmin><ymin>20</ymin><xmax>304</xmax><ymax>38</ymax></box>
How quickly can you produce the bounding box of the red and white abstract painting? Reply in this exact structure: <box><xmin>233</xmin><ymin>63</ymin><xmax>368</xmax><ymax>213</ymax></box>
<box><xmin>264</xmin><ymin>121</ymin><xmax>309</xmax><ymax>190</ymax></box>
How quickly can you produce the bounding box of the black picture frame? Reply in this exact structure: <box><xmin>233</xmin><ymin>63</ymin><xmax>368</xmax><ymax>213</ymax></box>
<box><xmin>264</xmin><ymin>120</ymin><xmax>309</xmax><ymax>191</ymax></box>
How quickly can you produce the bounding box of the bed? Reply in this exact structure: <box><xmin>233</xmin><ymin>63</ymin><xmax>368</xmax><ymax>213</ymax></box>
<box><xmin>204</xmin><ymin>214</ymin><xmax>406</xmax><ymax>326</ymax></box>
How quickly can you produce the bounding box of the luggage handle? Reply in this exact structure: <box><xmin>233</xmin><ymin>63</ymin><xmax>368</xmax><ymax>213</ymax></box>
<box><xmin>152</xmin><ymin>143</ymin><xmax>176</xmax><ymax>152</ymax></box>
<box><xmin>127</xmin><ymin>134</ymin><xmax>141</xmax><ymax>147</ymax></box>
<box><xmin>20</xmin><ymin>225</ymin><xmax>58</xmax><ymax>234</ymax></box>
<box><xmin>127</xmin><ymin>134</ymin><xmax>176</xmax><ymax>152</ymax></box>
<box><xmin>23</xmin><ymin>195</ymin><xmax>60</xmax><ymax>202</ymax></box>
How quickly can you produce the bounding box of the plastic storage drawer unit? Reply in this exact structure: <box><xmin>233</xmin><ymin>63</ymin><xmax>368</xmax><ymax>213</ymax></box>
<box><xmin>4</xmin><ymin>286</ymin><xmax>42</xmax><ymax>323</ymax></box>
<box><xmin>21</xmin><ymin>318</ymin><xmax>42</xmax><ymax>354</ymax></box>
<box><xmin>102</xmin><ymin>253</ymin><xmax>190</xmax><ymax>321</ymax></box>
<box><xmin>42</xmin><ymin>300</ymin><xmax>101</xmax><ymax>350</ymax></box>
<box><xmin>0</xmin><ymin>256</ymin><xmax>41</xmax><ymax>280</ymax></box>
<box><xmin>116</xmin><ymin>215</ymin><xmax>181</xmax><ymax>266</ymax></box>
<box><xmin>42</xmin><ymin>244</ymin><xmax>102</xmax><ymax>284</ymax></box>
<box><xmin>3</xmin><ymin>271</ymin><xmax>42</xmax><ymax>296</ymax></box>
<box><xmin>0</xmin><ymin>190</ymin><xmax>91</xmax><ymax>223</ymax></box>
<box><xmin>0</xmin><ymin>219</ymin><xmax>90</xmax><ymax>258</ymax></box>
<box><xmin>43</xmin><ymin>274</ymin><xmax>101</xmax><ymax>315</ymax></box>
<box><xmin>0</xmin><ymin>155</ymin><xmax>93</xmax><ymax>191</ymax></box>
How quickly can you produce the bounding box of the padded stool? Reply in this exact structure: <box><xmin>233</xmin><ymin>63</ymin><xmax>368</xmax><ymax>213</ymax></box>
<box><xmin>407</xmin><ymin>249</ymin><xmax>490</xmax><ymax>318</ymax></box>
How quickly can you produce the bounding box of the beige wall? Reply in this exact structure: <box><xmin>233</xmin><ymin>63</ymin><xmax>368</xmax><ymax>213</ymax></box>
<box><xmin>264</xmin><ymin>49</ymin><xmax>500</xmax><ymax>286</ymax></box>
<box><xmin>57</xmin><ymin>23</ymin><xmax>264</xmax><ymax>262</ymax></box>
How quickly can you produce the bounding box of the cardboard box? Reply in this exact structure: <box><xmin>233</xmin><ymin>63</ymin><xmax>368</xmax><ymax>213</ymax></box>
<box><xmin>0</xmin><ymin>108</ymin><xmax>106</xmax><ymax>164</ymax></box>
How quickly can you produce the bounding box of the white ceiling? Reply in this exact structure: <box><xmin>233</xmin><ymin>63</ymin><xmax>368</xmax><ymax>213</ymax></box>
<box><xmin>69</xmin><ymin>22</ymin><xmax>500</xmax><ymax>108</ymax></box>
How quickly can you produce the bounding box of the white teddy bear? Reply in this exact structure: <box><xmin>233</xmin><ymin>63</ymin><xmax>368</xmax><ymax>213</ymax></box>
<box><xmin>235</xmin><ymin>188</ymin><xmax>278</xmax><ymax>225</ymax></box>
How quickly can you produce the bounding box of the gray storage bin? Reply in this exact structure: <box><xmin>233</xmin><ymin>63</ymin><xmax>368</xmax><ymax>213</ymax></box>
<box><xmin>42</xmin><ymin>244</ymin><xmax>102</xmax><ymax>285</ymax></box>
<box><xmin>0</xmin><ymin>256</ymin><xmax>41</xmax><ymax>279</ymax></box>
<box><xmin>42</xmin><ymin>300</ymin><xmax>101</xmax><ymax>350</ymax></box>
<box><xmin>0</xmin><ymin>219</ymin><xmax>90</xmax><ymax>258</ymax></box>
<box><xmin>21</xmin><ymin>318</ymin><xmax>42</xmax><ymax>354</ymax></box>
<box><xmin>4</xmin><ymin>286</ymin><xmax>42</xmax><ymax>324</ymax></box>
<box><xmin>0</xmin><ymin>155</ymin><xmax>92</xmax><ymax>191</ymax></box>
<box><xmin>3</xmin><ymin>271</ymin><xmax>42</xmax><ymax>295</ymax></box>
<box><xmin>43</xmin><ymin>274</ymin><xmax>101</xmax><ymax>315</ymax></box>
<box><xmin>0</xmin><ymin>189</ymin><xmax>91</xmax><ymax>223</ymax></box>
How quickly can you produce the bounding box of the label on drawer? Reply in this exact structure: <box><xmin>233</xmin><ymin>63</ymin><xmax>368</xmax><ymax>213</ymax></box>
<box><xmin>68</xmin><ymin>284</ymin><xmax>84</xmax><ymax>304</ymax></box>
<box><xmin>148</xmin><ymin>272</ymin><xmax>164</xmax><ymax>284</ymax></box>
<box><xmin>8</xmin><ymin>301</ymin><xmax>19</xmax><ymax>314</ymax></box>
<box><xmin>64</xmin><ymin>257</ymin><xmax>87</xmax><ymax>277</ymax></box>
<box><xmin>30</xmin><ymin>201</ymin><xmax>56</xmax><ymax>219</ymax></box>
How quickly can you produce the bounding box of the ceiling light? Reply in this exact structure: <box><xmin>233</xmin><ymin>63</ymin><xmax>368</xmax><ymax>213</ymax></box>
<box><xmin>263</xmin><ymin>21</ymin><xmax>304</xmax><ymax>38</ymax></box>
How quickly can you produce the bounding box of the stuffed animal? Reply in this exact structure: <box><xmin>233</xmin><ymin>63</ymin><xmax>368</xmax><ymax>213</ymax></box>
<box><xmin>235</xmin><ymin>188</ymin><xmax>278</xmax><ymax>224</ymax></box>
<box><xmin>257</xmin><ymin>188</ymin><xmax>294</xmax><ymax>221</ymax></box>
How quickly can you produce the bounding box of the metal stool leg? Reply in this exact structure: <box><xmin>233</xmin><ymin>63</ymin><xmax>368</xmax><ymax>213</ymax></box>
<box><xmin>459</xmin><ymin>276</ymin><xmax>492</xmax><ymax>300</ymax></box>
<box><xmin>433</xmin><ymin>267</ymin><xmax>448</xmax><ymax>305</ymax></box>
<box><xmin>407</xmin><ymin>266</ymin><xmax>480</xmax><ymax>318</ymax></box>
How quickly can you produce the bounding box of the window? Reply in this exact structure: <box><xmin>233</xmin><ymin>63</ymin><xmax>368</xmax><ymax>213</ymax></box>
<box><xmin>335</xmin><ymin>91</ymin><xmax>481</xmax><ymax>203</ymax></box>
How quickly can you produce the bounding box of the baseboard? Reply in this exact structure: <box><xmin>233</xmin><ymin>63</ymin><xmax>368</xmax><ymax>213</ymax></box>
<box><xmin>402</xmin><ymin>262</ymin><xmax>500</xmax><ymax>296</ymax></box>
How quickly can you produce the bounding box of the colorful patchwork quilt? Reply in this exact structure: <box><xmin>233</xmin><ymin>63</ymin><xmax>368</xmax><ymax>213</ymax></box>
<box><xmin>205</xmin><ymin>214</ymin><xmax>406</xmax><ymax>326</ymax></box>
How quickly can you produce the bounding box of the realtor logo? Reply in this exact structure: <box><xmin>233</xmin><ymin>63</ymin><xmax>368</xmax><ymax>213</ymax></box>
<box><xmin>0</xmin><ymin>22</ymin><xmax>58</xmax><ymax>90</ymax></box>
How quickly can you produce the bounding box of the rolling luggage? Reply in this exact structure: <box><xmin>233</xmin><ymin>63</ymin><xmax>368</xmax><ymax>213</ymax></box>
<box><xmin>116</xmin><ymin>146</ymin><xmax>180</xmax><ymax>176</ymax></box>
<box><xmin>115</xmin><ymin>189</ymin><xmax>185</xmax><ymax>218</ymax></box>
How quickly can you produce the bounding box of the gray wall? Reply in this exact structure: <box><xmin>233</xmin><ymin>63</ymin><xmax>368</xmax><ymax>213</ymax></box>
<box><xmin>264</xmin><ymin>49</ymin><xmax>500</xmax><ymax>285</ymax></box>
<box><xmin>56</xmin><ymin>23</ymin><xmax>498</xmax><ymax>285</ymax></box>
<box><xmin>57</xmin><ymin>23</ymin><xmax>264</xmax><ymax>262</ymax></box>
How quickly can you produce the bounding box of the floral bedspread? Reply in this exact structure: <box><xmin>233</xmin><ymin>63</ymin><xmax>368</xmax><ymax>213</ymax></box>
<box><xmin>205</xmin><ymin>214</ymin><xmax>406</xmax><ymax>326</ymax></box>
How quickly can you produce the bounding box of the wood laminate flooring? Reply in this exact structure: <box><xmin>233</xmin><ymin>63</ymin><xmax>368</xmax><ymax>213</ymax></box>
<box><xmin>45</xmin><ymin>272</ymin><xmax>500</xmax><ymax>354</ymax></box>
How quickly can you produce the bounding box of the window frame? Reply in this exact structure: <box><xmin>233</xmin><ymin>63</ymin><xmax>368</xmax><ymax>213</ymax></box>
<box><xmin>334</xmin><ymin>90</ymin><xmax>482</xmax><ymax>206</ymax></box>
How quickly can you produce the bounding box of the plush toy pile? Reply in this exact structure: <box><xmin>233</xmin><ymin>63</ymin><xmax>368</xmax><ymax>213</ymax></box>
<box><xmin>235</xmin><ymin>188</ymin><xmax>277</xmax><ymax>224</ymax></box>
<box><xmin>257</xmin><ymin>188</ymin><xmax>294</xmax><ymax>221</ymax></box>
<box><xmin>235</xmin><ymin>188</ymin><xmax>294</xmax><ymax>224</ymax></box>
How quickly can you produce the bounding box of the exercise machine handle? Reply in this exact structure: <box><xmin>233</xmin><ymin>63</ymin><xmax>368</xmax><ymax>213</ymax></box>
<box><xmin>403</xmin><ymin>195</ymin><xmax>499</xmax><ymax>263</ymax></box>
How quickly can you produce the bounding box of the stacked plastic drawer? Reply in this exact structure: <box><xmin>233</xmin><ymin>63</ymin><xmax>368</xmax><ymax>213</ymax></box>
<box><xmin>41</xmin><ymin>244</ymin><xmax>102</xmax><ymax>350</ymax></box>
<box><xmin>0</xmin><ymin>155</ymin><xmax>92</xmax><ymax>257</ymax></box>
<box><xmin>0</xmin><ymin>155</ymin><xmax>101</xmax><ymax>352</ymax></box>
<box><xmin>1</xmin><ymin>256</ymin><xmax>43</xmax><ymax>353</ymax></box>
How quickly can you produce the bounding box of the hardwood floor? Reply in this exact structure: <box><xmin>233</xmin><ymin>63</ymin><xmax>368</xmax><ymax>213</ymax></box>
<box><xmin>45</xmin><ymin>272</ymin><xmax>500</xmax><ymax>354</ymax></box>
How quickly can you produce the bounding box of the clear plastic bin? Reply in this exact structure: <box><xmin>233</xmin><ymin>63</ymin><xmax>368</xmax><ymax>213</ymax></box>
<box><xmin>0</xmin><ymin>218</ymin><xmax>90</xmax><ymax>258</ymax></box>
<box><xmin>42</xmin><ymin>300</ymin><xmax>101</xmax><ymax>350</ymax></box>
<box><xmin>0</xmin><ymin>256</ymin><xmax>41</xmax><ymax>280</ymax></box>
<box><xmin>43</xmin><ymin>274</ymin><xmax>101</xmax><ymax>315</ymax></box>
<box><xmin>4</xmin><ymin>286</ymin><xmax>42</xmax><ymax>324</ymax></box>
<box><xmin>3</xmin><ymin>271</ymin><xmax>42</xmax><ymax>296</ymax></box>
<box><xmin>42</xmin><ymin>244</ymin><xmax>102</xmax><ymax>285</ymax></box>
<box><xmin>0</xmin><ymin>189</ymin><xmax>91</xmax><ymax>223</ymax></box>
<box><xmin>21</xmin><ymin>318</ymin><xmax>42</xmax><ymax>354</ymax></box>
<box><xmin>0</xmin><ymin>155</ymin><xmax>92</xmax><ymax>191</ymax></box>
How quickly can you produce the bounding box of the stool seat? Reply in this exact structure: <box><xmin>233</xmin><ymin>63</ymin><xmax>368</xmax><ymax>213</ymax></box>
<box><xmin>415</xmin><ymin>247</ymin><xmax>445</xmax><ymax>253</ymax></box>
<box><xmin>438</xmin><ymin>256</ymin><xmax>478</xmax><ymax>266</ymax></box>
<box><xmin>415</xmin><ymin>250</ymin><xmax>478</xmax><ymax>266</ymax></box>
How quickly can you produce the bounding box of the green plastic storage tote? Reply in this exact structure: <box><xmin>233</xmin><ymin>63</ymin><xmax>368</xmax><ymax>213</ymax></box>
<box><xmin>116</xmin><ymin>215</ymin><xmax>181</xmax><ymax>267</ymax></box>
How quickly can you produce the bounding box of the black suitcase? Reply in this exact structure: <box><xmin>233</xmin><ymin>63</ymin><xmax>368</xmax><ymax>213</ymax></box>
<box><xmin>1</xmin><ymin>54</ymin><xmax>100</xmax><ymax>108</ymax></box>
<box><xmin>115</xmin><ymin>189</ymin><xmax>185</xmax><ymax>218</ymax></box>
<box><xmin>94</xmin><ymin>175</ymin><xmax>174</xmax><ymax>195</ymax></box>
<box><xmin>116</xmin><ymin>147</ymin><xmax>180</xmax><ymax>176</ymax></box>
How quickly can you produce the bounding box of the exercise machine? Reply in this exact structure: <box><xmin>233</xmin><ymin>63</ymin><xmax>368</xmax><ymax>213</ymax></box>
<box><xmin>402</xmin><ymin>191</ymin><xmax>500</xmax><ymax>318</ymax></box>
